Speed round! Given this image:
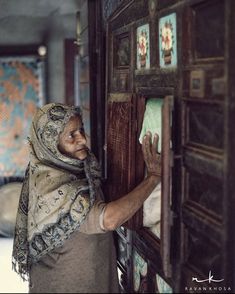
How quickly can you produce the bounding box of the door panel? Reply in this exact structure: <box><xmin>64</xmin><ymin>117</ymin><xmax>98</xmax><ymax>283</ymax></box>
<box><xmin>178</xmin><ymin>0</ymin><xmax>232</xmax><ymax>291</ymax></box>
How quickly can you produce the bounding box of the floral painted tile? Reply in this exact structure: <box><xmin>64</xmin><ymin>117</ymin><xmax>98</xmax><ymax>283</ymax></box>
<box><xmin>159</xmin><ymin>13</ymin><xmax>177</xmax><ymax>68</ymax></box>
<box><xmin>137</xmin><ymin>23</ymin><xmax>150</xmax><ymax>70</ymax></box>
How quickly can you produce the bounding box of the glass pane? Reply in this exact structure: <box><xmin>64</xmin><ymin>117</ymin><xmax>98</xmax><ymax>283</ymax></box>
<box><xmin>117</xmin><ymin>237</ymin><xmax>128</xmax><ymax>268</ymax></box>
<box><xmin>133</xmin><ymin>250</ymin><xmax>148</xmax><ymax>292</ymax></box>
<box><xmin>187</xmin><ymin>169</ymin><xmax>223</xmax><ymax>216</ymax></box>
<box><xmin>194</xmin><ymin>0</ymin><xmax>225</xmax><ymax>59</ymax></box>
<box><xmin>188</xmin><ymin>104</ymin><xmax>224</xmax><ymax>149</ymax></box>
<box><xmin>156</xmin><ymin>274</ymin><xmax>173</xmax><ymax>293</ymax></box>
<box><xmin>114</xmin><ymin>34</ymin><xmax>130</xmax><ymax>67</ymax></box>
<box><xmin>187</xmin><ymin>230</ymin><xmax>222</xmax><ymax>277</ymax></box>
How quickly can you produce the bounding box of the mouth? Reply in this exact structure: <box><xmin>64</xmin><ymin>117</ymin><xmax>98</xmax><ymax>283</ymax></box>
<box><xmin>76</xmin><ymin>147</ymin><xmax>88</xmax><ymax>152</ymax></box>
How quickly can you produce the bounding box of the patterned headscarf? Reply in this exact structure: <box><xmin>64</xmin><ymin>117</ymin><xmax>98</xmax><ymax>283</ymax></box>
<box><xmin>12</xmin><ymin>103</ymin><xmax>101</xmax><ymax>281</ymax></box>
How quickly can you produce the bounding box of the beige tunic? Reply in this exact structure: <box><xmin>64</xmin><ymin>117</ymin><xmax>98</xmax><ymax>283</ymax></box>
<box><xmin>29</xmin><ymin>201</ymin><xmax>119</xmax><ymax>293</ymax></box>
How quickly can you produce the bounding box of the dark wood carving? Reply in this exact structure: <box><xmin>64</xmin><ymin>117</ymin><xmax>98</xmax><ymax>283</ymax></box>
<box><xmin>105</xmin><ymin>95</ymin><xmax>135</xmax><ymax>200</ymax></box>
<box><xmin>104</xmin><ymin>94</ymin><xmax>142</xmax><ymax>229</ymax></box>
<box><xmin>108</xmin><ymin>0</ymin><xmax>148</xmax><ymax>32</ymax></box>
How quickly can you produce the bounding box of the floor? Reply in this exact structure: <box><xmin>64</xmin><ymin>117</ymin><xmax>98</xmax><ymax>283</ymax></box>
<box><xmin>0</xmin><ymin>237</ymin><xmax>28</xmax><ymax>293</ymax></box>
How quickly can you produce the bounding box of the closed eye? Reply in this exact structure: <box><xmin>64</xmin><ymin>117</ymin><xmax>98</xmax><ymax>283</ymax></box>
<box><xmin>79</xmin><ymin>127</ymin><xmax>85</xmax><ymax>135</ymax></box>
<box><xmin>68</xmin><ymin>127</ymin><xmax>85</xmax><ymax>139</ymax></box>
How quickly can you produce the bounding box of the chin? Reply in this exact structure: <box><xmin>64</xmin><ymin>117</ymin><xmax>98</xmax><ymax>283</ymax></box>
<box><xmin>76</xmin><ymin>151</ymin><xmax>88</xmax><ymax>160</ymax></box>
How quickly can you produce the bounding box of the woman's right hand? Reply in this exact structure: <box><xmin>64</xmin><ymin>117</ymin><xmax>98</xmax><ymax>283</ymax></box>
<box><xmin>103</xmin><ymin>131</ymin><xmax>161</xmax><ymax>231</ymax></box>
<box><xmin>142</xmin><ymin>131</ymin><xmax>161</xmax><ymax>178</ymax></box>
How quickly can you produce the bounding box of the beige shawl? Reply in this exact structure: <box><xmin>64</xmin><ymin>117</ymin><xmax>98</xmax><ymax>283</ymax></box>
<box><xmin>12</xmin><ymin>103</ymin><xmax>101</xmax><ymax>281</ymax></box>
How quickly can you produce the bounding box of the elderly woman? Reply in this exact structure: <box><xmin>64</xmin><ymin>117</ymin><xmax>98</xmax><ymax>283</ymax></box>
<box><xmin>12</xmin><ymin>103</ymin><xmax>161</xmax><ymax>293</ymax></box>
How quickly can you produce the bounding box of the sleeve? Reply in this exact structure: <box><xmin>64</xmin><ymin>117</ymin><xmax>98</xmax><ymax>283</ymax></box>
<box><xmin>78</xmin><ymin>200</ymin><xmax>107</xmax><ymax>234</ymax></box>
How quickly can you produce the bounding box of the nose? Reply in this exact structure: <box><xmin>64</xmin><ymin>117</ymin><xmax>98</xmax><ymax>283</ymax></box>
<box><xmin>75</xmin><ymin>130</ymin><xmax>87</xmax><ymax>145</ymax></box>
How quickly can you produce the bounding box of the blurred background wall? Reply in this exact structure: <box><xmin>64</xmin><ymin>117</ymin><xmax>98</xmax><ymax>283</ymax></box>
<box><xmin>0</xmin><ymin>0</ymin><xmax>81</xmax><ymax>103</ymax></box>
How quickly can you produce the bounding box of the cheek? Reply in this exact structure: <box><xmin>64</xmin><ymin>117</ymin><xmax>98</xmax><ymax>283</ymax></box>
<box><xmin>58</xmin><ymin>142</ymin><xmax>65</xmax><ymax>154</ymax></box>
<box><xmin>58</xmin><ymin>140</ymin><xmax>76</xmax><ymax>156</ymax></box>
<box><xmin>58</xmin><ymin>136</ymin><xmax>69</xmax><ymax>153</ymax></box>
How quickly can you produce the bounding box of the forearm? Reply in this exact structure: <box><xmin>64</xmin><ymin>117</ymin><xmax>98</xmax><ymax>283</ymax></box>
<box><xmin>103</xmin><ymin>175</ymin><xmax>160</xmax><ymax>231</ymax></box>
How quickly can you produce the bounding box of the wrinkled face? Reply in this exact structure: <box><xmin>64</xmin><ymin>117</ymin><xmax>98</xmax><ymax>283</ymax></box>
<box><xmin>58</xmin><ymin>115</ymin><xmax>88</xmax><ymax>160</ymax></box>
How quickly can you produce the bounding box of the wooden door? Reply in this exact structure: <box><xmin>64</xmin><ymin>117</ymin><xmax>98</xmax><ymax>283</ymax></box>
<box><xmin>173</xmin><ymin>0</ymin><xmax>235</xmax><ymax>292</ymax></box>
<box><xmin>103</xmin><ymin>0</ymin><xmax>235</xmax><ymax>292</ymax></box>
<box><xmin>104</xmin><ymin>1</ymin><xmax>175</xmax><ymax>292</ymax></box>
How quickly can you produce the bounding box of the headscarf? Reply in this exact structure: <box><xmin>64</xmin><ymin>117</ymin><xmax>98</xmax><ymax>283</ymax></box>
<box><xmin>12</xmin><ymin>103</ymin><xmax>101</xmax><ymax>281</ymax></box>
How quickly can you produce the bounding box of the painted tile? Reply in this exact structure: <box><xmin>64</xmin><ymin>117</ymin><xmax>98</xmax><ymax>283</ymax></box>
<box><xmin>159</xmin><ymin>13</ymin><xmax>177</xmax><ymax>68</ymax></box>
<box><xmin>137</xmin><ymin>23</ymin><xmax>150</xmax><ymax>70</ymax></box>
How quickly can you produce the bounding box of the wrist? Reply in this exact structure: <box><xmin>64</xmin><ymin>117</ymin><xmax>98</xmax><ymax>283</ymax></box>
<box><xmin>147</xmin><ymin>173</ymin><xmax>161</xmax><ymax>185</ymax></box>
